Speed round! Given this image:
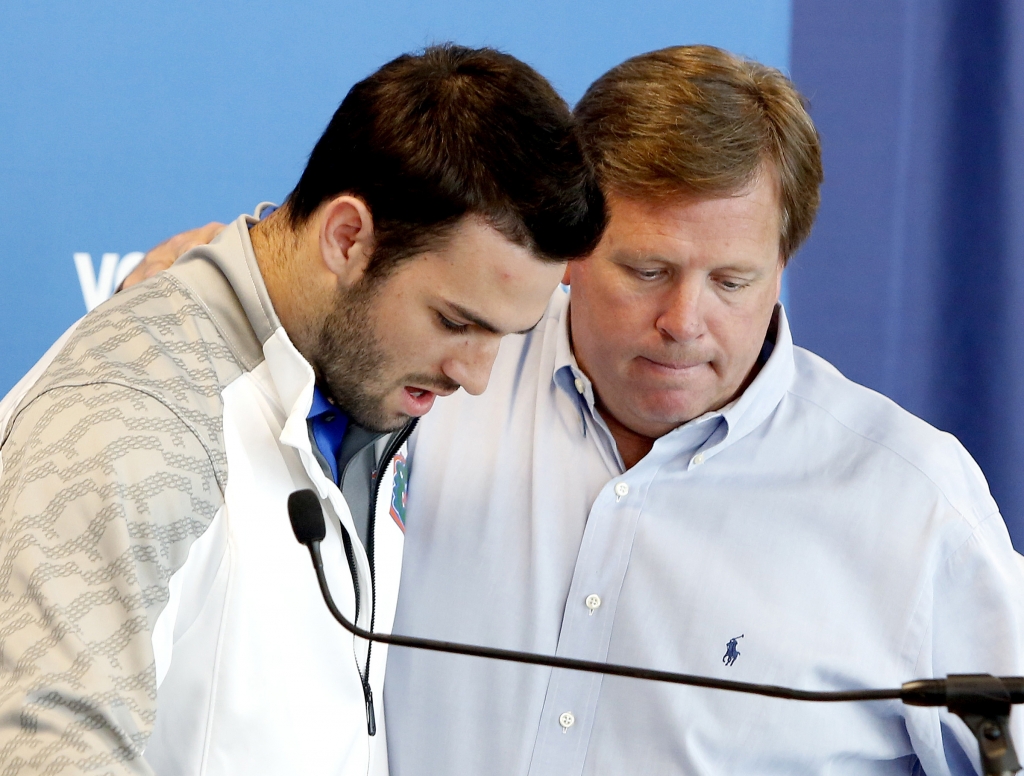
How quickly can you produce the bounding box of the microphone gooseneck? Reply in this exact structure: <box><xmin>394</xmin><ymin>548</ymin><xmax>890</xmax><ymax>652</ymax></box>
<box><xmin>287</xmin><ymin>489</ymin><xmax>1022</xmax><ymax>775</ymax></box>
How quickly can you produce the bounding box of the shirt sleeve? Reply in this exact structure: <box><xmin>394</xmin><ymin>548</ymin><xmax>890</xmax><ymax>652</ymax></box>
<box><xmin>0</xmin><ymin>382</ymin><xmax>224</xmax><ymax>775</ymax></box>
<box><xmin>904</xmin><ymin>510</ymin><xmax>1024</xmax><ymax>776</ymax></box>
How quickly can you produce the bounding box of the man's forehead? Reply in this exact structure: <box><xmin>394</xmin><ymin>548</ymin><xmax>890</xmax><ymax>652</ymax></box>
<box><xmin>602</xmin><ymin>192</ymin><xmax>781</xmax><ymax>262</ymax></box>
<box><xmin>606</xmin><ymin>166</ymin><xmax>783</xmax><ymax>226</ymax></box>
<box><xmin>610</xmin><ymin>182</ymin><xmax>779</xmax><ymax>217</ymax></box>
<box><xmin>411</xmin><ymin>224</ymin><xmax>565</xmax><ymax>335</ymax></box>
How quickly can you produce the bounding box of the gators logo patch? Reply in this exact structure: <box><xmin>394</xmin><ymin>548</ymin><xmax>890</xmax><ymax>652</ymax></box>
<box><xmin>389</xmin><ymin>454</ymin><xmax>409</xmax><ymax>531</ymax></box>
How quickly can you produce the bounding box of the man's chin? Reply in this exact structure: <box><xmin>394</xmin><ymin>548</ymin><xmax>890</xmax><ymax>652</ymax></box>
<box><xmin>342</xmin><ymin>400</ymin><xmax>411</xmax><ymax>434</ymax></box>
<box><xmin>352</xmin><ymin>393</ymin><xmax>434</xmax><ymax>433</ymax></box>
<box><xmin>351</xmin><ymin>413</ymin><xmax>411</xmax><ymax>434</ymax></box>
<box><xmin>623</xmin><ymin>392</ymin><xmax>724</xmax><ymax>434</ymax></box>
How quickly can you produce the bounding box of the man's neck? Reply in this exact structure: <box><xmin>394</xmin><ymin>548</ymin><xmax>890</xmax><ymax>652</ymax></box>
<box><xmin>249</xmin><ymin>210</ymin><xmax>323</xmax><ymax>362</ymax></box>
<box><xmin>566</xmin><ymin>305</ymin><xmax>655</xmax><ymax>470</ymax></box>
<box><xmin>597</xmin><ymin>402</ymin><xmax>656</xmax><ymax>470</ymax></box>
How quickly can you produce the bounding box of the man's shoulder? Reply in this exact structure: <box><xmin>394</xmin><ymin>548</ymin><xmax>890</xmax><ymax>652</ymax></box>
<box><xmin>3</xmin><ymin>272</ymin><xmax>253</xmax><ymax>473</ymax></box>
<box><xmin>28</xmin><ymin>273</ymin><xmax>244</xmax><ymax>400</ymax></box>
<box><xmin>785</xmin><ymin>345</ymin><xmax>996</xmax><ymax>522</ymax></box>
<box><xmin>787</xmin><ymin>345</ymin><xmax>952</xmax><ymax>451</ymax></box>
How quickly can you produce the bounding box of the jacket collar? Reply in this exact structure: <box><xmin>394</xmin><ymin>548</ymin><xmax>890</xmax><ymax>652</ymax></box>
<box><xmin>174</xmin><ymin>205</ymin><xmax>324</xmax><ymax>477</ymax></box>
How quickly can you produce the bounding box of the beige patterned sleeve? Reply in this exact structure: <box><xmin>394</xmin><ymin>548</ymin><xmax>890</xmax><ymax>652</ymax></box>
<box><xmin>0</xmin><ymin>381</ymin><xmax>224</xmax><ymax>774</ymax></box>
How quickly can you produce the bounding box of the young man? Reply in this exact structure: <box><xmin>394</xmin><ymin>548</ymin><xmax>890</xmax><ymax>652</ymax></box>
<box><xmin>0</xmin><ymin>45</ymin><xmax>603</xmax><ymax>775</ymax></box>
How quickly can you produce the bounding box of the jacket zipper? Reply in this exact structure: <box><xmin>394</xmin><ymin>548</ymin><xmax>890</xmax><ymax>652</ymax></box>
<box><xmin>353</xmin><ymin>417</ymin><xmax>417</xmax><ymax>736</ymax></box>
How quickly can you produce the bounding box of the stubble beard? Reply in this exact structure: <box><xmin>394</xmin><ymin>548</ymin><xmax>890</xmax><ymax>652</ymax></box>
<box><xmin>315</xmin><ymin>279</ymin><xmax>402</xmax><ymax>433</ymax></box>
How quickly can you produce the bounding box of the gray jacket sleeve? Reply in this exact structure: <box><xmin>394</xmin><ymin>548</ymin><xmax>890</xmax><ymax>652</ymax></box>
<box><xmin>0</xmin><ymin>381</ymin><xmax>223</xmax><ymax>774</ymax></box>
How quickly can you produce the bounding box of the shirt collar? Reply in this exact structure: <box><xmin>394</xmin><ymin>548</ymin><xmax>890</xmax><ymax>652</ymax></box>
<box><xmin>708</xmin><ymin>304</ymin><xmax>794</xmax><ymax>457</ymax></box>
<box><xmin>306</xmin><ymin>384</ymin><xmax>350</xmax><ymax>484</ymax></box>
<box><xmin>551</xmin><ymin>292</ymin><xmax>796</xmax><ymax>467</ymax></box>
<box><xmin>551</xmin><ymin>289</ymin><xmax>597</xmax><ymax>435</ymax></box>
<box><xmin>308</xmin><ymin>384</ymin><xmax>336</xmax><ymax>418</ymax></box>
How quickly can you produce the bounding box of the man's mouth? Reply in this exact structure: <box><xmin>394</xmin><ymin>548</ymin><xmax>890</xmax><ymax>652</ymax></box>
<box><xmin>395</xmin><ymin>372</ymin><xmax>461</xmax><ymax>417</ymax></box>
<box><xmin>640</xmin><ymin>356</ymin><xmax>709</xmax><ymax>371</ymax></box>
<box><xmin>400</xmin><ymin>386</ymin><xmax>439</xmax><ymax>416</ymax></box>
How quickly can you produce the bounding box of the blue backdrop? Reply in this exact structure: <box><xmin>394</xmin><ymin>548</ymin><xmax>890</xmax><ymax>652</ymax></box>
<box><xmin>0</xmin><ymin>0</ymin><xmax>790</xmax><ymax>392</ymax></box>
<box><xmin>788</xmin><ymin>0</ymin><xmax>1024</xmax><ymax>548</ymax></box>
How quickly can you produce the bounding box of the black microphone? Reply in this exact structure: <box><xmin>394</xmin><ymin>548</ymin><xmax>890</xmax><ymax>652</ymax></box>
<box><xmin>288</xmin><ymin>489</ymin><xmax>326</xmax><ymax>543</ymax></box>
<box><xmin>288</xmin><ymin>489</ymin><xmax>1023</xmax><ymax>775</ymax></box>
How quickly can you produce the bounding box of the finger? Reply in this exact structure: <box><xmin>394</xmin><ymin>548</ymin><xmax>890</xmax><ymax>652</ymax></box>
<box><xmin>198</xmin><ymin>221</ymin><xmax>226</xmax><ymax>239</ymax></box>
<box><xmin>121</xmin><ymin>221</ymin><xmax>226</xmax><ymax>291</ymax></box>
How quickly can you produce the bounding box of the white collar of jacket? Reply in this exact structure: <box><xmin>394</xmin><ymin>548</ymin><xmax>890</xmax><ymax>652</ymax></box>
<box><xmin>180</xmin><ymin>205</ymin><xmax>334</xmax><ymax>500</ymax></box>
<box><xmin>551</xmin><ymin>289</ymin><xmax>796</xmax><ymax>468</ymax></box>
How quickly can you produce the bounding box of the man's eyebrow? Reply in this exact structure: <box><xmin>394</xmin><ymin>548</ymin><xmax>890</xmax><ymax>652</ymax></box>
<box><xmin>612</xmin><ymin>250</ymin><xmax>765</xmax><ymax>275</ymax></box>
<box><xmin>447</xmin><ymin>303</ymin><xmax>502</xmax><ymax>334</ymax></box>
<box><xmin>448</xmin><ymin>303</ymin><xmax>543</xmax><ymax>336</ymax></box>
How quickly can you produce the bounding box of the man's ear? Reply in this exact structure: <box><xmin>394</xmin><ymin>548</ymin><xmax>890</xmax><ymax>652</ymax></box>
<box><xmin>561</xmin><ymin>264</ymin><xmax>572</xmax><ymax>286</ymax></box>
<box><xmin>319</xmin><ymin>195</ymin><xmax>375</xmax><ymax>285</ymax></box>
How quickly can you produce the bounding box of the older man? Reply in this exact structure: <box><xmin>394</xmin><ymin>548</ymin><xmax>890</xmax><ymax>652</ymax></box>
<box><xmin>384</xmin><ymin>46</ymin><xmax>1024</xmax><ymax>775</ymax></box>
<box><xmin>0</xmin><ymin>46</ymin><xmax>602</xmax><ymax>775</ymax></box>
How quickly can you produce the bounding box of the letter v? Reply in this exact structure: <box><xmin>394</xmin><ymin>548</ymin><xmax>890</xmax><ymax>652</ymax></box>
<box><xmin>74</xmin><ymin>252</ymin><xmax>120</xmax><ymax>311</ymax></box>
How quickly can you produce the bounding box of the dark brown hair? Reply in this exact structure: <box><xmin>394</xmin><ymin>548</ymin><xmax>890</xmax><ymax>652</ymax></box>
<box><xmin>287</xmin><ymin>44</ymin><xmax>605</xmax><ymax>277</ymax></box>
<box><xmin>575</xmin><ymin>45</ymin><xmax>822</xmax><ymax>262</ymax></box>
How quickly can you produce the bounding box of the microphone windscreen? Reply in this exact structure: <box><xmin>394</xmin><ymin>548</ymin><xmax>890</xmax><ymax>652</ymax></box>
<box><xmin>288</xmin><ymin>489</ymin><xmax>327</xmax><ymax>544</ymax></box>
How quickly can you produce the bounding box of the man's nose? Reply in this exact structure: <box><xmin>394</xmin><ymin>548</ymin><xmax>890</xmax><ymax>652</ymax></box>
<box><xmin>442</xmin><ymin>337</ymin><xmax>500</xmax><ymax>396</ymax></box>
<box><xmin>656</xmin><ymin>279</ymin><xmax>705</xmax><ymax>342</ymax></box>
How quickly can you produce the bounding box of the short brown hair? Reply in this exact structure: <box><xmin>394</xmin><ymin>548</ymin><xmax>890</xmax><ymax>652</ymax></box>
<box><xmin>288</xmin><ymin>44</ymin><xmax>605</xmax><ymax>278</ymax></box>
<box><xmin>574</xmin><ymin>45</ymin><xmax>822</xmax><ymax>262</ymax></box>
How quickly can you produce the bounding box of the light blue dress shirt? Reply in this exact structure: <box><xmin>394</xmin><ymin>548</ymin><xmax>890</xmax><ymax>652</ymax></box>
<box><xmin>385</xmin><ymin>289</ymin><xmax>1024</xmax><ymax>776</ymax></box>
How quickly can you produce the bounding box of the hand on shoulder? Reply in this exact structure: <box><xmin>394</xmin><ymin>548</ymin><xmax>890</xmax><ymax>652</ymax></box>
<box><xmin>120</xmin><ymin>221</ymin><xmax>225</xmax><ymax>290</ymax></box>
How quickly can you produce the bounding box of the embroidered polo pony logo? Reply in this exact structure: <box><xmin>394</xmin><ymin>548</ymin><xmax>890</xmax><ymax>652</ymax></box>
<box><xmin>723</xmin><ymin>634</ymin><xmax>744</xmax><ymax>667</ymax></box>
<box><xmin>389</xmin><ymin>454</ymin><xmax>410</xmax><ymax>531</ymax></box>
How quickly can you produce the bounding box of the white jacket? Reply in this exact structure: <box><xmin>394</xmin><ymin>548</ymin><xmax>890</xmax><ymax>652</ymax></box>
<box><xmin>0</xmin><ymin>209</ymin><xmax>409</xmax><ymax>775</ymax></box>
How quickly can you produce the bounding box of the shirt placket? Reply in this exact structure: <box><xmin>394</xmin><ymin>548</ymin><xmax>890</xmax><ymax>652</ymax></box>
<box><xmin>526</xmin><ymin>468</ymin><xmax>651</xmax><ymax>776</ymax></box>
<box><xmin>526</xmin><ymin>365</ymin><xmax>724</xmax><ymax>775</ymax></box>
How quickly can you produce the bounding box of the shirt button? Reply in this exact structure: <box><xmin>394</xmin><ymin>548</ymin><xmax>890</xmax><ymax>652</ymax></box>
<box><xmin>614</xmin><ymin>482</ymin><xmax>629</xmax><ymax>498</ymax></box>
<box><xmin>323</xmin><ymin>413</ymin><xmax>336</xmax><ymax>423</ymax></box>
<box><xmin>691</xmin><ymin>453</ymin><xmax>705</xmax><ymax>466</ymax></box>
<box><xmin>574</xmin><ymin>377</ymin><xmax>584</xmax><ymax>394</ymax></box>
<box><xmin>559</xmin><ymin>712</ymin><xmax>575</xmax><ymax>732</ymax></box>
<box><xmin>585</xmin><ymin>594</ymin><xmax>601</xmax><ymax>613</ymax></box>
